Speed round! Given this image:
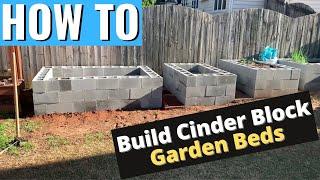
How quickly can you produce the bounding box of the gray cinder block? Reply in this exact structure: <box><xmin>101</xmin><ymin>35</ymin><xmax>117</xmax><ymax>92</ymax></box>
<box><xmin>71</xmin><ymin>77</ymin><xmax>96</xmax><ymax>91</ymax></box>
<box><xmin>46</xmin><ymin>103</ymin><xmax>74</xmax><ymax>114</ymax></box>
<box><xmin>96</xmin><ymin>77</ymin><xmax>119</xmax><ymax>90</ymax></box>
<box><xmin>33</xmin><ymin>66</ymin><xmax>163</xmax><ymax>114</ymax></box>
<box><xmin>33</xmin><ymin>92</ymin><xmax>59</xmax><ymax>105</ymax></box>
<box><xmin>59</xmin><ymin>91</ymin><xmax>84</xmax><ymax>103</ymax></box>
<box><xmin>119</xmin><ymin>77</ymin><xmax>142</xmax><ymax>89</ymax></box>
<box><xmin>97</xmin><ymin>100</ymin><xmax>135</xmax><ymax>110</ymax></box>
<box><xmin>141</xmin><ymin>78</ymin><xmax>163</xmax><ymax>88</ymax></box>
<box><xmin>130</xmin><ymin>88</ymin><xmax>151</xmax><ymax>100</ymax></box>
<box><xmin>108</xmin><ymin>89</ymin><xmax>130</xmax><ymax>100</ymax></box>
<box><xmin>34</xmin><ymin>104</ymin><xmax>47</xmax><ymax>115</ymax></box>
<box><xmin>83</xmin><ymin>67</ymin><xmax>104</xmax><ymax>76</ymax></box>
<box><xmin>59</xmin><ymin>78</ymin><xmax>72</xmax><ymax>91</ymax></box>
<box><xmin>278</xmin><ymin>59</ymin><xmax>319</xmax><ymax>92</ymax></box>
<box><xmin>164</xmin><ymin>63</ymin><xmax>236</xmax><ymax>106</ymax></box>
<box><xmin>219</xmin><ymin>59</ymin><xmax>300</xmax><ymax>98</ymax></box>
<box><xmin>206</xmin><ymin>86</ymin><xmax>226</xmax><ymax>97</ymax></box>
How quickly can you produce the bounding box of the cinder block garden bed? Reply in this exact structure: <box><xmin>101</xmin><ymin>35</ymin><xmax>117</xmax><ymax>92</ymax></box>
<box><xmin>163</xmin><ymin>63</ymin><xmax>237</xmax><ymax>106</ymax></box>
<box><xmin>32</xmin><ymin>66</ymin><xmax>163</xmax><ymax>115</ymax></box>
<box><xmin>278</xmin><ymin>59</ymin><xmax>320</xmax><ymax>91</ymax></box>
<box><xmin>218</xmin><ymin>59</ymin><xmax>301</xmax><ymax>98</ymax></box>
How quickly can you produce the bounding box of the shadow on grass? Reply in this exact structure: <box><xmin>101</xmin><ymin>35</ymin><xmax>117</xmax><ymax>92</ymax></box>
<box><xmin>314</xmin><ymin>108</ymin><xmax>320</xmax><ymax>127</ymax></box>
<box><xmin>1</xmin><ymin>142</ymin><xmax>320</xmax><ymax>179</ymax></box>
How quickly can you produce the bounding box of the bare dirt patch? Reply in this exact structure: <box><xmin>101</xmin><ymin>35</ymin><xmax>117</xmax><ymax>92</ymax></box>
<box><xmin>0</xmin><ymin>93</ymin><xmax>319</xmax><ymax>176</ymax></box>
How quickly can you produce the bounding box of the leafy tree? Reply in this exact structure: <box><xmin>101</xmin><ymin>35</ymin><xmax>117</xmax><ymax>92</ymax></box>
<box><xmin>143</xmin><ymin>0</ymin><xmax>156</xmax><ymax>8</ymax></box>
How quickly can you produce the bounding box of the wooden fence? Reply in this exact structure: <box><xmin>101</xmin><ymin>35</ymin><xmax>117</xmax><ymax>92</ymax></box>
<box><xmin>1</xmin><ymin>6</ymin><xmax>320</xmax><ymax>87</ymax></box>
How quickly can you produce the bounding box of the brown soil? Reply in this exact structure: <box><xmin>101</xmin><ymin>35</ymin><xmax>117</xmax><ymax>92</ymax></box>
<box><xmin>0</xmin><ymin>91</ymin><xmax>319</xmax><ymax>173</ymax></box>
<box><xmin>239</xmin><ymin>60</ymin><xmax>281</xmax><ymax>69</ymax></box>
<box><xmin>30</xmin><ymin>97</ymin><xmax>253</xmax><ymax>139</ymax></box>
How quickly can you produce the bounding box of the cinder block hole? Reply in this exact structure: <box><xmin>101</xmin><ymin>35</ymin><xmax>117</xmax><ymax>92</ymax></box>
<box><xmin>177</xmin><ymin>64</ymin><xmax>220</xmax><ymax>75</ymax></box>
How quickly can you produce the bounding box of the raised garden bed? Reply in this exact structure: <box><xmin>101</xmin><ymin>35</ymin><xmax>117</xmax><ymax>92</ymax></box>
<box><xmin>163</xmin><ymin>63</ymin><xmax>237</xmax><ymax>106</ymax></box>
<box><xmin>218</xmin><ymin>59</ymin><xmax>301</xmax><ymax>98</ymax></box>
<box><xmin>278</xmin><ymin>59</ymin><xmax>320</xmax><ymax>92</ymax></box>
<box><xmin>32</xmin><ymin>66</ymin><xmax>163</xmax><ymax>115</ymax></box>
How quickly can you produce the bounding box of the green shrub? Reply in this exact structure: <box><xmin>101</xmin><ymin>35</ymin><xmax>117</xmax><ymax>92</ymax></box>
<box><xmin>143</xmin><ymin>0</ymin><xmax>156</xmax><ymax>8</ymax></box>
<box><xmin>291</xmin><ymin>50</ymin><xmax>308</xmax><ymax>64</ymax></box>
<box><xmin>0</xmin><ymin>123</ymin><xmax>13</xmax><ymax>150</ymax></box>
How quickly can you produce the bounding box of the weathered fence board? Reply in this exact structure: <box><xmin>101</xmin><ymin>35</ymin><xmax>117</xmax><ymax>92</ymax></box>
<box><xmin>1</xmin><ymin>6</ymin><xmax>320</xmax><ymax>87</ymax></box>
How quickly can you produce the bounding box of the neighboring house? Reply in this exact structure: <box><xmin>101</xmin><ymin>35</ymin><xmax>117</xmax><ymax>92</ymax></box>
<box><xmin>181</xmin><ymin>0</ymin><xmax>320</xmax><ymax>14</ymax></box>
<box><xmin>289</xmin><ymin>0</ymin><xmax>320</xmax><ymax>12</ymax></box>
<box><xmin>181</xmin><ymin>0</ymin><xmax>265</xmax><ymax>14</ymax></box>
<box><xmin>156</xmin><ymin>0</ymin><xmax>180</xmax><ymax>5</ymax></box>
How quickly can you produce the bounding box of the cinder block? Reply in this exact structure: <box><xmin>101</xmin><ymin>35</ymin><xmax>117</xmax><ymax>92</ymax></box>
<box><xmin>96</xmin><ymin>78</ymin><xmax>119</xmax><ymax>90</ymax></box>
<box><xmin>206</xmin><ymin>86</ymin><xmax>226</xmax><ymax>97</ymax></box>
<box><xmin>253</xmin><ymin>90</ymin><xmax>271</xmax><ymax>99</ymax></box>
<box><xmin>84</xmin><ymin>101</ymin><xmax>97</xmax><ymax>111</ymax></box>
<box><xmin>291</xmin><ymin>69</ymin><xmax>301</xmax><ymax>80</ymax></box>
<box><xmin>32</xmin><ymin>80</ymin><xmax>47</xmax><ymax>93</ymax></box>
<box><xmin>46</xmin><ymin>80</ymin><xmax>60</xmax><ymax>92</ymax></box>
<box><xmin>96</xmin><ymin>90</ymin><xmax>109</xmax><ymax>100</ymax></box>
<box><xmin>184</xmin><ymin>97</ymin><xmax>200</xmax><ymax>106</ymax></box>
<box><xmin>273</xmin><ymin>69</ymin><xmax>291</xmax><ymax>80</ymax></box>
<box><xmin>271</xmin><ymin>89</ymin><xmax>297</xmax><ymax>97</ymax></box>
<box><xmin>194</xmin><ymin>97</ymin><xmax>216</xmax><ymax>106</ymax></box>
<box><xmin>185</xmin><ymin>86</ymin><xmax>206</xmax><ymax>97</ymax></box>
<box><xmin>254</xmin><ymin>79</ymin><xmax>267</xmax><ymax>90</ymax></box>
<box><xmin>226</xmin><ymin>84</ymin><xmax>236</xmax><ymax>97</ymax></box>
<box><xmin>83</xmin><ymin>90</ymin><xmax>98</xmax><ymax>101</ymax></box>
<box><xmin>73</xmin><ymin>101</ymin><xmax>97</xmax><ymax>112</ymax></box>
<box><xmin>119</xmin><ymin>77</ymin><xmax>142</xmax><ymax>89</ymax></box>
<box><xmin>140</xmin><ymin>96</ymin><xmax>162</xmax><ymax>109</ymax></box>
<box><xmin>281</xmin><ymin>80</ymin><xmax>299</xmax><ymax>89</ymax></box>
<box><xmin>256</xmin><ymin>69</ymin><xmax>274</xmax><ymax>80</ymax></box>
<box><xmin>33</xmin><ymin>92</ymin><xmax>59</xmax><ymax>105</ymax></box>
<box><xmin>71</xmin><ymin>78</ymin><xmax>96</xmax><ymax>91</ymax></box>
<box><xmin>59</xmin><ymin>78</ymin><xmax>72</xmax><ymax>91</ymax></box>
<box><xmin>141</xmin><ymin>78</ymin><xmax>163</xmax><ymax>88</ymax></box>
<box><xmin>266</xmin><ymin>80</ymin><xmax>281</xmax><ymax>90</ymax></box>
<box><xmin>46</xmin><ymin>103</ymin><xmax>74</xmax><ymax>114</ymax></box>
<box><xmin>52</xmin><ymin>67</ymin><xmax>63</xmax><ymax>77</ymax></box>
<box><xmin>104</xmin><ymin>67</ymin><xmax>121</xmax><ymax>76</ymax></box>
<box><xmin>108</xmin><ymin>89</ymin><xmax>129</xmax><ymax>99</ymax></box>
<box><xmin>215</xmin><ymin>96</ymin><xmax>233</xmax><ymax>105</ymax></box>
<box><xmin>33</xmin><ymin>65</ymin><xmax>162</xmax><ymax>113</ymax></box>
<box><xmin>72</xmin><ymin>67</ymin><xmax>83</xmax><ymax>77</ymax></box>
<box><xmin>197</xmin><ymin>75</ymin><xmax>218</xmax><ymax>86</ymax></box>
<box><xmin>59</xmin><ymin>91</ymin><xmax>84</xmax><ymax>103</ymax></box>
<box><xmin>97</xmin><ymin>100</ymin><xmax>134</xmax><ymax>110</ymax></box>
<box><xmin>217</xmin><ymin>75</ymin><xmax>237</xmax><ymax>85</ymax></box>
<box><xmin>151</xmin><ymin>87</ymin><xmax>163</xmax><ymax>99</ymax></box>
<box><xmin>62</xmin><ymin>68</ymin><xmax>74</xmax><ymax>78</ymax></box>
<box><xmin>34</xmin><ymin>104</ymin><xmax>47</xmax><ymax>115</ymax></box>
<box><xmin>130</xmin><ymin>88</ymin><xmax>151</xmax><ymax>100</ymax></box>
<box><xmin>83</xmin><ymin>67</ymin><xmax>104</xmax><ymax>76</ymax></box>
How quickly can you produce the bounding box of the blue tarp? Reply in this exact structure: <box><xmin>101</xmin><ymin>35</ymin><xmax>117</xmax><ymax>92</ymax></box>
<box><xmin>259</xmin><ymin>46</ymin><xmax>278</xmax><ymax>62</ymax></box>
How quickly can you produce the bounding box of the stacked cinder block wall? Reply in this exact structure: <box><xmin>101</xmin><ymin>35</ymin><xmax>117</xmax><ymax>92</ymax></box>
<box><xmin>278</xmin><ymin>59</ymin><xmax>320</xmax><ymax>91</ymax></box>
<box><xmin>33</xmin><ymin>66</ymin><xmax>163</xmax><ymax>115</ymax></box>
<box><xmin>218</xmin><ymin>59</ymin><xmax>301</xmax><ymax>98</ymax></box>
<box><xmin>163</xmin><ymin>63</ymin><xmax>237</xmax><ymax>106</ymax></box>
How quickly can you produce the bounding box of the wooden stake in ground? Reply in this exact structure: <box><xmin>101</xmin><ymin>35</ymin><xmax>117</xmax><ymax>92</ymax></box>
<box><xmin>12</xmin><ymin>52</ymin><xmax>21</xmax><ymax>139</ymax></box>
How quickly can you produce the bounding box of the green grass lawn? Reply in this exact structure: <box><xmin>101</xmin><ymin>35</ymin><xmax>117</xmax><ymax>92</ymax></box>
<box><xmin>0</xmin><ymin>110</ymin><xmax>319</xmax><ymax>179</ymax></box>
